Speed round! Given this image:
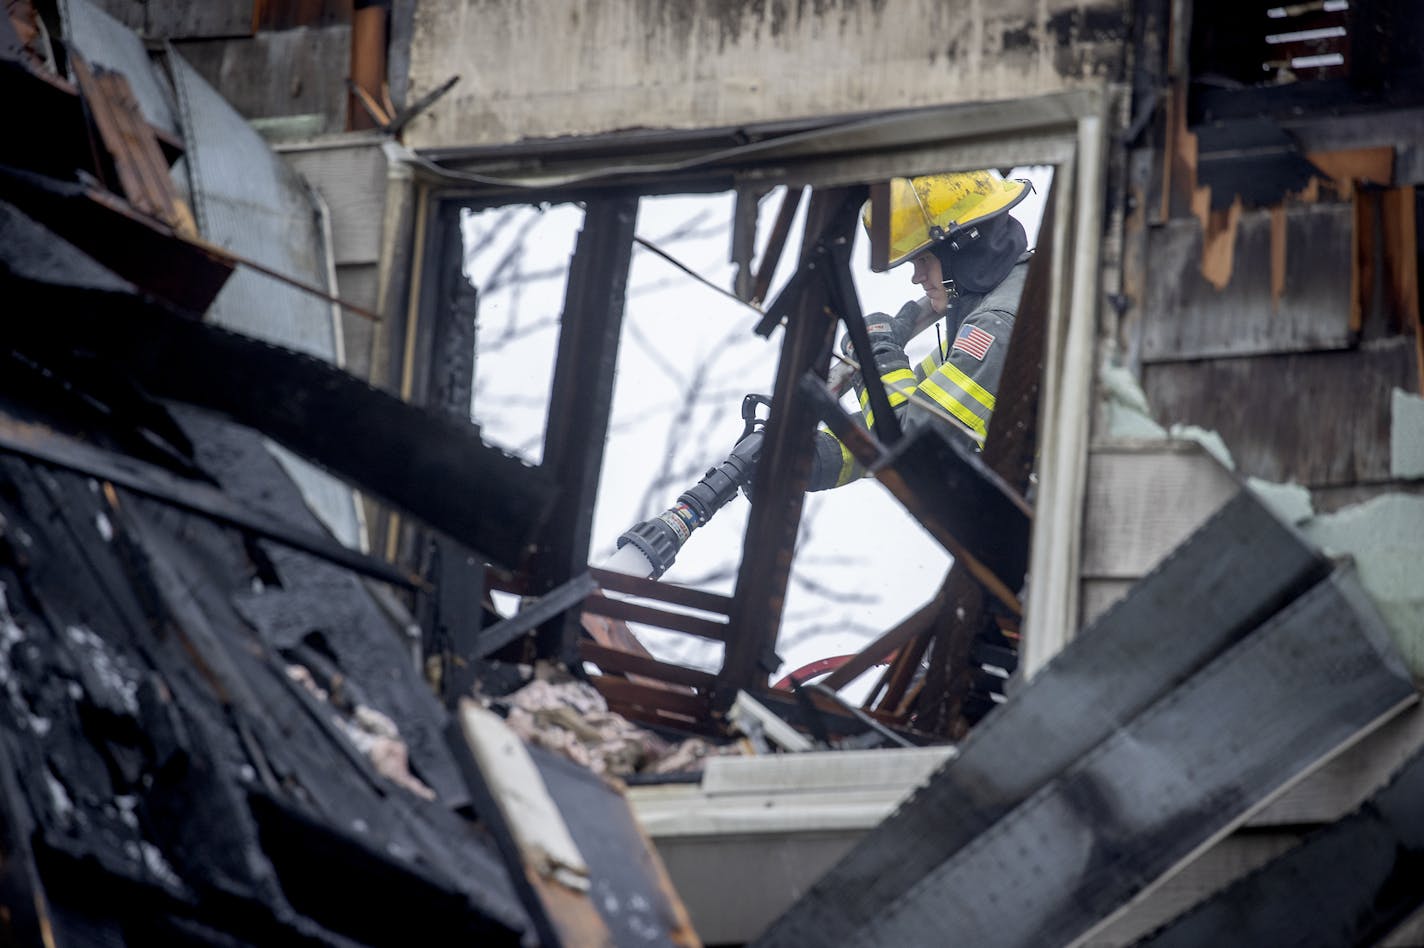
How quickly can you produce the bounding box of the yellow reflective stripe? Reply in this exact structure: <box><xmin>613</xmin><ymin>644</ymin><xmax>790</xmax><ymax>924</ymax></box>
<box><xmin>882</xmin><ymin>368</ymin><xmax>916</xmax><ymax>387</ymax></box>
<box><xmin>918</xmin><ymin>353</ymin><xmax>939</xmax><ymax>379</ymax></box>
<box><xmin>858</xmin><ymin>369</ymin><xmax>918</xmax><ymax>426</ymax></box>
<box><xmin>938</xmin><ymin>360</ymin><xmax>996</xmax><ymax>413</ymax></box>
<box><xmin>918</xmin><ymin>377</ymin><xmax>988</xmax><ymax>436</ymax></box>
<box><xmin>835</xmin><ymin>439</ymin><xmax>857</xmax><ymax>486</ymax></box>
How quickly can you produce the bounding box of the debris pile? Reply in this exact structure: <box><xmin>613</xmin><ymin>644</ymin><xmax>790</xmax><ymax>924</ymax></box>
<box><xmin>496</xmin><ymin>674</ymin><xmax>738</xmax><ymax>778</ymax></box>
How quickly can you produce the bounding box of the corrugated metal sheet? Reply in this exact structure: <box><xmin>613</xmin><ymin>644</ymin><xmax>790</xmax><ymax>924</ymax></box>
<box><xmin>168</xmin><ymin>49</ymin><xmax>361</xmax><ymax>548</ymax></box>
<box><xmin>59</xmin><ymin>0</ymin><xmax>177</xmax><ymax>134</ymax></box>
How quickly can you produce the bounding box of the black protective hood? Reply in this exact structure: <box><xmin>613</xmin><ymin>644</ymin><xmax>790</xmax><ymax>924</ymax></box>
<box><xmin>933</xmin><ymin>213</ymin><xmax>1028</xmax><ymax>294</ymax></box>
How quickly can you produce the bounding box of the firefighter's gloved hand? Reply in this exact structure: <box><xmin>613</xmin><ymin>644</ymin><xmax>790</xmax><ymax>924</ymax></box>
<box><xmin>840</xmin><ymin>307</ymin><xmax>916</xmax><ymax>365</ymax></box>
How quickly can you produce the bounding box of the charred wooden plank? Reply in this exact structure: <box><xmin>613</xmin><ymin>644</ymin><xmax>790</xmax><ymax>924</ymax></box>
<box><xmin>722</xmin><ymin>189</ymin><xmax>863</xmax><ymax>701</ymax></box>
<box><xmin>532</xmin><ymin>195</ymin><xmax>638</xmax><ymax>666</ymax></box>
<box><xmin>0</xmin><ymin>411</ymin><xmax>420</xmax><ymax>590</ymax></box>
<box><xmin>2</xmin><ymin>274</ymin><xmax>556</xmax><ymax>572</ymax></box>
<box><xmin>591</xmin><ymin>678</ymin><xmax>712</xmax><ymax>722</ymax></box>
<box><xmin>582</xmin><ymin>595</ymin><xmax>731</xmax><ymax>644</ymax></box>
<box><xmin>588</xmin><ymin>567</ymin><xmax>733</xmax><ymax>615</ymax></box>
<box><xmin>0</xmin><ymin>167</ymin><xmax>231</xmax><ymax>311</ymax></box>
<box><xmin>448</xmin><ymin>702</ymin><xmax>613</xmax><ymax>948</ymax></box>
<box><xmin>578</xmin><ymin>641</ymin><xmax>718</xmax><ymax>692</ymax></box>
<box><xmin>1142</xmin><ymin>337</ymin><xmax>1417</xmax><ymax>487</ymax></box>
<box><xmin>874</xmin><ymin>423</ymin><xmax>1031</xmax><ymax>615</ymax></box>
<box><xmin>532</xmin><ymin>745</ymin><xmax>702</xmax><ymax>947</ymax></box>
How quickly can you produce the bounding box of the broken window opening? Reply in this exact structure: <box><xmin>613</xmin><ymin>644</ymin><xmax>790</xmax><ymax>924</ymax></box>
<box><xmin>1188</xmin><ymin>0</ymin><xmax>1424</xmax><ymax>123</ymax></box>
<box><xmin>428</xmin><ymin>103</ymin><xmax>1084</xmax><ymax>742</ymax></box>
<box><xmin>462</xmin><ymin>201</ymin><xmax>583</xmax><ymax>466</ymax></box>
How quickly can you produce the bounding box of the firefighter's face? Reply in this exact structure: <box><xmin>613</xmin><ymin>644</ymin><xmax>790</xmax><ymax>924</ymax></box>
<box><xmin>911</xmin><ymin>253</ymin><xmax>950</xmax><ymax>315</ymax></box>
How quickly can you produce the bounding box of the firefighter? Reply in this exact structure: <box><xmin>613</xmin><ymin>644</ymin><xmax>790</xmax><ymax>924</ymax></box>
<box><xmin>805</xmin><ymin>170</ymin><xmax>1031</xmax><ymax>491</ymax></box>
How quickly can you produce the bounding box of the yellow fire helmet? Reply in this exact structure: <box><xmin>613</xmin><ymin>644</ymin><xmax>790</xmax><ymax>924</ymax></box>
<box><xmin>863</xmin><ymin>171</ymin><xmax>1030</xmax><ymax>271</ymax></box>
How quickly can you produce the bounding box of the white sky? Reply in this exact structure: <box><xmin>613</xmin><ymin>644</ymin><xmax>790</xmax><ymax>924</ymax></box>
<box><xmin>463</xmin><ymin>168</ymin><xmax>1052</xmax><ymax>697</ymax></box>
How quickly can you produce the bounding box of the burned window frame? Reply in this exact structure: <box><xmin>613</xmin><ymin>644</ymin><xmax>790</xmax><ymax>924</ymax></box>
<box><xmin>398</xmin><ymin>88</ymin><xmax>1111</xmax><ymax>737</ymax></box>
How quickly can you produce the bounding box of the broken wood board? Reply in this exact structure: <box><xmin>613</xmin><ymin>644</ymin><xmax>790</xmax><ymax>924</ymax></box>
<box><xmin>1142</xmin><ymin>337</ymin><xmax>1418</xmax><ymax>487</ymax></box>
<box><xmin>1141</xmin><ymin>204</ymin><xmax>1354</xmax><ymax>362</ymax></box>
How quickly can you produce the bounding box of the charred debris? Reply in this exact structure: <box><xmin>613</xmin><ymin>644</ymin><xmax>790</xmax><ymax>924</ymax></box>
<box><xmin>0</xmin><ymin>2</ymin><xmax>1008</xmax><ymax>945</ymax></box>
<box><xmin>3</xmin><ymin>1</ymin><xmax>1424</xmax><ymax>947</ymax></box>
<box><xmin>0</xmin><ymin>2</ymin><xmax>704</xmax><ymax>944</ymax></box>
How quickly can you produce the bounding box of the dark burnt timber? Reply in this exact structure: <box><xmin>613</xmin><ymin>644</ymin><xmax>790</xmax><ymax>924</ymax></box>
<box><xmin>720</xmin><ymin>188</ymin><xmax>864</xmax><ymax>705</ymax></box>
<box><xmin>0</xmin><ymin>411</ymin><xmax>421</xmax><ymax>592</ymax></box>
<box><xmin>874</xmin><ymin>426</ymin><xmax>1031</xmax><ymax>613</ymax></box>
<box><xmin>0</xmin><ymin>167</ymin><xmax>232</xmax><ymax>313</ymax></box>
<box><xmin>905</xmin><ymin>199</ymin><xmax>1054</xmax><ymax>735</ymax></box>
<box><xmin>532</xmin><ymin>194</ymin><xmax>639</xmax><ymax>666</ymax></box>
<box><xmin>755</xmin><ymin>489</ymin><xmax>1334</xmax><ymax>947</ymax></box>
<box><xmin>3</xmin><ymin>269</ymin><xmax>555</xmax><ymax>573</ymax></box>
<box><xmin>0</xmin><ymin>96</ymin><xmax>669</xmax><ymax>939</ymax></box>
<box><xmin>0</xmin><ymin>435</ymin><xmax>531</xmax><ymax>944</ymax></box>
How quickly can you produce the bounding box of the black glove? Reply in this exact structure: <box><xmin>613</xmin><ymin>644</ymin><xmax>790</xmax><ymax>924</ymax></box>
<box><xmin>840</xmin><ymin>302</ymin><xmax>918</xmax><ymax>363</ymax></box>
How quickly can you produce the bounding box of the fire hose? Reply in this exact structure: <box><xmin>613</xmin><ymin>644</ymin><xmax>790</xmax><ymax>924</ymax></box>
<box><xmin>604</xmin><ymin>297</ymin><xmax>937</xmax><ymax>580</ymax></box>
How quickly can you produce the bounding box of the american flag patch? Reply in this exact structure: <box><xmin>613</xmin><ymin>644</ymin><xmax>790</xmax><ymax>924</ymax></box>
<box><xmin>952</xmin><ymin>324</ymin><xmax>996</xmax><ymax>361</ymax></box>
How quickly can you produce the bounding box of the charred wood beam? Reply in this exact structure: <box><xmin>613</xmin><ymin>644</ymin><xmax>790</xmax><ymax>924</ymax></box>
<box><xmin>588</xmin><ymin>566</ymin><xmax>734</xmax><ymax>615</ymax></box>
<box><xmin>804</xmin><ymin>683</ymin><xmax>914</xmax><ymax>748</ymax></box>
<box><xmin>0</xmin><ymin>165</ymin><xmax>231</xmax><ymax>312</ymax></box>
<box><xmin>581</xmin><ymin>595</ymin><xmax>730</xmax><ymax>642</ymax></box>
<box><xmin>591</xmin><ymin>677</ymin><xmax>713</xmax><ymax>724</ymax></box>
<box><xmin>912</xmin><ymin>194</ymin><xmax>1056</xmax><ymax>734</ymax></box>
<box><xmin>247</xmin><ymin>789</ymin><xmax>523</xmax><ymax>946</ymax></box>
<box><xmin>906</xmin><ymin>565</ymin><xmax>989</xmax><ymax>734</ymax></box>
<box><xmin>414</xmin><ymin>204</ymin><xmax>491</xmax><ymax>701</ymax></box>
<box><xmin>472</xmin><ymin>572</ymin><xmax>599</xmax><ymax>659</ymax></box>
<box><xmin>819</xmin><ymin>586</ymin><xmax>943</xmax><ymax>692</ymax></box>
<box><xmin>720</xmin><ymin>188</ymin><xmax>864</xmax><ymax>704</ymax></box>
<box><xmin>877</xmin><ymin>617</ymin><xmax>934</xmax><ymax>717</ymax></box>
<box><xmin>448</xmin><ymin>701</ymin><xmax>700</xmax><ymax>947</ymax></box>
<box><xmin>875</xmin><ymin>424</ymin><xmax>1031</xmax><ymax>614</ymax></box>
<box><xmin>447</xmin><ymin>703</ymin><xmax>609</xmax><ymax>948</ymax></box>
<box><xmin>0</xmin><ymin>734</ymin><xmax>57</xmax><ymax>946</ymax></box>
<box><xmin>825</xmin><ymin>239</ymin><xmax>901</xmax><ymax>444</ymax></box>
<box><xmin>433</xmin><ymin>542</ymin><xmax>489</xmax><ymax>707</ymax></box>
<box><xmin>0</xmin><ymin>412</ymin><xmax>421</xmax><ymax>591</ymax></box>
<box><xmin>745</xmin><ymin>686</ymin><xmax>928</xmax><ymax>746</ymax></box>
<box><xmin>748</xmin><ymin>185</ymin><xmax>802</xmax><ymax>305</ymax></box>
<box><xmin>577</xmin><ymin>641</ymin><xmax>718</xmax><ymax>691</ymax></box>
<box><xmin>980</xmin><ymin>194</ymin><xmax>1054</xmax><ymax>492</ymax></box>
<box><xmin>531</xmin><ymin>194</ymin><xmax>638</xmax><ymax>667</ymax></box>
<box><xmin>796</xmin><ymin>372</ymin><xmax>885</xmax><ymax>468</ymax></box>
<box><xmin>529</xmin><ymin>747</ymin><xmax>702</xmax><ymax>947</ymax></box>
<box><xmin>0</xmin><ymin>452</ymin><xmax>529</xmax><ymax>944</ymax></box>
<box><xmin>4</xmin><ymin>272</ymin><xmax>556</xmax><ymax>571</ymax></box>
